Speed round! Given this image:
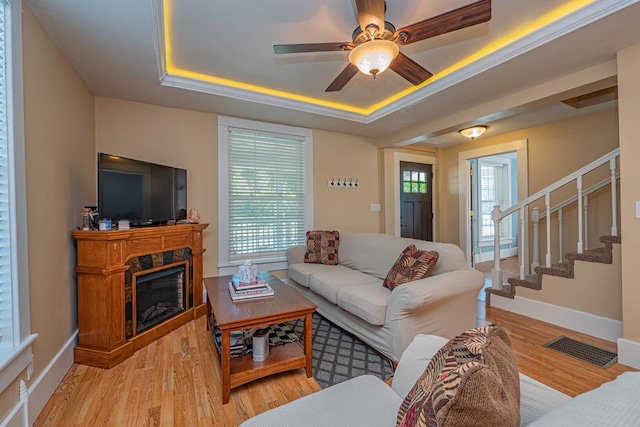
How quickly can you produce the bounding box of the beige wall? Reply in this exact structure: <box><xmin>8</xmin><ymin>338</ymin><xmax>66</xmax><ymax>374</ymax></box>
<box><xmin>95</xmin><ymin>100</ymin><xmax>382</xmax><ymax>278</ymax></box>
<box><xmin>95</xmin><ymin>97</ymin><xmax>218</xmax><ymax>277</ymax></box>
<box><xmin>618</xmin><ymin>43</ymin><xmax>640</xmax><ymax>344</ymax></box>
<box><xmin>22</xmin><ymin>0</ymin><xmax>96</xmax><ymax>398</ymax></box>
<box><xmin>439</xmin><ymin>108</ymin><xmax>619</xmax><ymax>245</ymax></box>
<box><xmin>313</xmin><ymin>130</ymin><xmax>381</xmax><ymax>233</ymax></box>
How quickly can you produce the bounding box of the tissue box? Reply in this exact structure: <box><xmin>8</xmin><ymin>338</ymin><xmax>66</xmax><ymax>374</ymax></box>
<box><xmin>238</xmin><ymin>262</ymin><xmax>257</xmax><ymax>283</ymax></box>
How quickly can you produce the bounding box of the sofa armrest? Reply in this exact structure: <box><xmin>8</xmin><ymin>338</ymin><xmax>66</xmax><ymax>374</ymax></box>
<box><xmin>391</xmin><ymin>334</ymin><xmax>448</xmax><ymax>398</ymax></box>
<box><xmin>287</xmin><ymin>245</ymin><xmax>306</xmax><ymax>266</ymax></box>
<box><xmin>384</xmin><ymin>268</ymin><xmax>484</xmax><ymax>360</ymax></box>
<box><xmin>389</xmin><ymin>268</ymin><xmax>484</xmax><ymax>312</ymax></box>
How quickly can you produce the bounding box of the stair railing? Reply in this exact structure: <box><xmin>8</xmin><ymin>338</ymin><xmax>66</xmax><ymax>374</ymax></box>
<box><xmin>490</xmin><ymin>148</ymin><xmax>620</xmax><ymax>290</ymax></box>
<box><xmin>531</xmin><ymin>171</ymin><xmax>620</xmax><ymax>267</ymax></box>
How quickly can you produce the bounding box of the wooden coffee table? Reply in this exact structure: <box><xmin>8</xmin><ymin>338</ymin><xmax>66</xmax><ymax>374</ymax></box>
<box><xmin>204</xmin><ymin>272</ymin><xmax>317</xmax><ymax>404</ymax></box>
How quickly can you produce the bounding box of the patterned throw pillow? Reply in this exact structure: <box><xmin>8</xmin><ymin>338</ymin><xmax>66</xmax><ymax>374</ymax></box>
<box><xmin>383</xmin><ymin>245</ymin><xmax>439</xmax><ymax>290</ymax></box>
<box><xmin>304</xmin><ymin>230</ymin><xmax>340</xmax><ymax>265</ymax></box>
<box><xmin>396</xmin><ymin>324</ymin><xmax>520</xmax><ymax>427</ymax></box>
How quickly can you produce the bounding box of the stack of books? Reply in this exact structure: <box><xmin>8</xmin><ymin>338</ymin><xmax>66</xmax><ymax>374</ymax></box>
<box><xmin>229</xmin><ymin>331</ymin><xmax>246</xmax><ymax>357</ymax></box>
<box><xmin>228</xmin><ymin>275</ymin><xmax>274</xmax><ymax>301</ymax></box>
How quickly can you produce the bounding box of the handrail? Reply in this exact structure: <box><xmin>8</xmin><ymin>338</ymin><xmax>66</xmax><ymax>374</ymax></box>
<box><xmin>539</xmin><ymin>172</ymin><xmax>620</xmax><ymax>219</ymax></box>
<box><xmin>489</xmin><ymin>147</ymin><xmax>620</xmax><ymax>291</ymax></box>
<box><xmin>499</xmin><ymin>148</ymin><xmax>619</xmax><ymax>219</ymax></box>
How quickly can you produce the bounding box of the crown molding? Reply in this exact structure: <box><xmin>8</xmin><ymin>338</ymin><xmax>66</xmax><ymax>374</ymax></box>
<box><xmin>154</xmin><ymin>0</ymin><xmax>638</xmax><ymax>124</ymax></box>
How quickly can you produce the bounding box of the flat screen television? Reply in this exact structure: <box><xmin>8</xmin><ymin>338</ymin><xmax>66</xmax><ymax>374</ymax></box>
<box><xmin>98</xmin><ymin>153</ymin><xmax>187</xmax><ymax>227</ymax></box>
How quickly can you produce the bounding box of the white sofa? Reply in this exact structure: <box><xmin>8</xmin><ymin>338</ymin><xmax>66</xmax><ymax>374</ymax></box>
<box><xmin>241</xmin><ymin>334</ymin><xmax>640</xmax><ymax>426</ymax></box>
<box><xmin>286</xmin><ymin>233</ymin><xmax>485</xmax><ymax>361</ymax></box>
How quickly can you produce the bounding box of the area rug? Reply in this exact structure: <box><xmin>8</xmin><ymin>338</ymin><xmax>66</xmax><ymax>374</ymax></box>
<box><xmin>287</xmin><ymin>313</ymin><xmax>395</xmax><ymax>388</ymax></box>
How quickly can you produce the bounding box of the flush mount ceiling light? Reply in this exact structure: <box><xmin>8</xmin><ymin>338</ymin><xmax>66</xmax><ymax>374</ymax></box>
<box><xmin>459</xmin><ymin>125</ymin><xmax>488</xmax><ymax>140</ymax></box>
<box><xmin>348</xmin><ymin>39</ymin><xmax>399</xmax><ymax>77</ymax></box>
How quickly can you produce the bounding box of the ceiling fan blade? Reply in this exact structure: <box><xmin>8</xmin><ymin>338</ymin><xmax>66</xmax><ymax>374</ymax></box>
<box><xmin>395</xmin><ymin>0</ymin><xmax>491</xmax><ymax>45</ymax></box>
<box><xmin>389</xmin><ymin>52</ymin><xmax>433</xmax><ymax>86</ymax></box>
<box><xmin>274</xmin><ymin>42</ymin><xmax>353</xmax><ymax>54</ymax></box>
<box><xmin>325</xmin><ymin>64</ymin><xmax>359</xmax><ymax>92</ymax></box>
<box><xmin>354</xmin><ymin>0</ymin><xmax>385</xmax><ymax>32</ymax></box>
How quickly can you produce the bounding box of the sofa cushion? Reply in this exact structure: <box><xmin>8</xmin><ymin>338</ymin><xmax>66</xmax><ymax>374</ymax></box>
<box><xmin>309</xmin><ymin>269</ymin><xmax>379</xmax><ymax>304</ymax></box>
<box><xmin>304</xmin><ymin>230</ymin><xmax>340</xmax><ymax>265</ymax></box>
<box><xmin>288</xmin><ymin>263</ymin><xmax>350</xmax><ymax>288</ymax></box>
<box><xmin>382</xmin><ymin>245</ymin><xmax>439</xmax><ymax>290</ymax></box>
<box><xmin>338</xmin><ymin>233</ymin><xmax>467</xmax><ymax>279</ymax></box>
<box><xmin>397</xmin><ymin>324</ymin><xmax>520</xmax><ymax>427</ymax></box>
<box><xmin>527</xmin><ymin>372</ymin><xmax>640</xmax><ymax>426</ymax></box>
<box><xmin>240</xmin><ymin>375</ymin><xmax>403</xmax><ymax>427</ymax></box>
<box><xmin>337</xmin><ymin>282</ymin><xmax>389</xmax><ymax>326</ymax></box>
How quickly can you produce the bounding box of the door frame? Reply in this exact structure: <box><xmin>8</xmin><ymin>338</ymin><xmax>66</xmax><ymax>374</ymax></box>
<box><xmin>383</xmin><ymin>149</ymin><xmax>437</xmax><ymax>238</ymax></box>
<box><xmin>458</xmin><ymin>139</ymin><xmax>528</xmax><ymax>266</ymax></box>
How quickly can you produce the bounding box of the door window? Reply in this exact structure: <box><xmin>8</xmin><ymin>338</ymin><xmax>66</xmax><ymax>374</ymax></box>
<box><xmin>403</xmin><ymin>170</ymin><xmax>428</xmax><ymax>194</ymax></box>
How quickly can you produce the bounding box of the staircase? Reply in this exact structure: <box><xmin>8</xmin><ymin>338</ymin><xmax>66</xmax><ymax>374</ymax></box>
<box><xmin>486</xmin><ymin>235</ymin><xmax>621</xmax><ymax>303</ymax></box>
<box><xmin>483</xmin><ymin>148</ymin><xmax>621</xmax><ymax>304</ymax></box>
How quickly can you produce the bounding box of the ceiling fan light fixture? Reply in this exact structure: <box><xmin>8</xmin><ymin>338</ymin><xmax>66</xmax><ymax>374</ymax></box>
<box><xmin>348</xmin><ymin>40</ymin><xmax>399</xmax><ymax>77</ymax></box>
<box><xmin>459</xmin><ymin>125</ymin><xmax>488</xmax><ymax>140</ymax></box>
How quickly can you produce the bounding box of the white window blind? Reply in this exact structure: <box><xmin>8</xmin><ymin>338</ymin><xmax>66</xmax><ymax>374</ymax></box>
<box><xmin>226</xmin><ymin>127</ymin><xmax>308</xmax><ymax>261</ymax></box>
<box><xmin>0</xmin><ymin>3</ymin><xmax>13</xmax><ymax>348</ymax></box>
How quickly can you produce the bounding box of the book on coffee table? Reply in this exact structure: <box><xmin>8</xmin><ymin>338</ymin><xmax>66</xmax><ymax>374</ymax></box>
<box><xmin>231</xmin><ymin>275</ymin><xmax>268</xmax><ymax>291</ymax></box>
<box><xmin>228</xmin><ymin>282</ymin><xmax>274</xmax><ymax>301</ymax></box>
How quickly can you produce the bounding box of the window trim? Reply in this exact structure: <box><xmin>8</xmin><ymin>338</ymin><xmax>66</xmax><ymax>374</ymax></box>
<box><xmin>217</xmin><ymin>116</ymin><xmax>313</xmax><ymax>275</ymax></box>
<box><xmin>0</xmin><ymin>0</ymin><xmax>37</xmax><ymax>394</ymax></box>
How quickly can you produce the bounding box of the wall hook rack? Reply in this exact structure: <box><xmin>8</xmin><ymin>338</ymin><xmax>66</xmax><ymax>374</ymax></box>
<box><xmin>328</xmin><ymin>177</ymin><xmax>359</xmax><ymax>188</ymax></box>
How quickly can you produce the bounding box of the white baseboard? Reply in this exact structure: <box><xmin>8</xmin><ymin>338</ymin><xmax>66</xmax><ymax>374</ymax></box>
<box><xmin>477</xmin><ymin>247</ymin><xmax>518</xmax><ymax>263</ymax></box>
<box><xmin>27</xmin><ymin>330</ymin><xmax>77</xmax><ymax>425</ymax></box>
<box><xmin>618</xmin><ymin>338</ymin><xmax>640</xmax><ymax>370</ymax></box>
<box><xmin>491</xmin><ymin>294</ymin><xmax>622</xmax><ymax>343</ymax></box>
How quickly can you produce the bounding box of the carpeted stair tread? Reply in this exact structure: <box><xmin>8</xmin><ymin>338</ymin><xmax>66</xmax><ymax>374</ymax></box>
<box><xmin>535</xmin><ymin>262</ymin><xmax>574</xmax><ymax>279</ymax></box>
<box><xmin>485</xmin><ymin>284</ymin><xmax>515</xmax><ymax>304</ymax></box>
<box><xmin>508</xmin><ymin>274</ymin><xmax>541</xmax><ymax>290</ymax></box>
<box><xmin>488</xmin><ymin>235</ymin><xmax>621</xmax><ymax>306</ymax></box>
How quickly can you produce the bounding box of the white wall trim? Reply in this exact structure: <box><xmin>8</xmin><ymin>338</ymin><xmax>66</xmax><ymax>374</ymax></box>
<box><xmin>476</xmin><ymin>247</ymin><xmax>518</xmax><ymax>263</ymax></box>
<box><xmin>27</xmin><ymin>330</ymin><xmax>78</xmax><ymax>425</ymax></box>
<box><xmin>617</xmin><ymin>338</ymin><xmax>640</xmax><ymax>370</ymax></box>
<box><xmin>491</xmin><ymin>294</ymin><xmax>622</xmax><ymax>343</ymax></box>
<box><xmin>386</xmin><ymin>151</ymin><xmax>437</xmax><ymax>238</ymax></box>
<box><xmin>458</xmin><ymin>139</ymin><xmax>529</xmax><ymax>265</ymax></box>
<box><xmin>1</xmin><ymin>380</ymin><xmax>28</xmax><ymax>427</ymax></box>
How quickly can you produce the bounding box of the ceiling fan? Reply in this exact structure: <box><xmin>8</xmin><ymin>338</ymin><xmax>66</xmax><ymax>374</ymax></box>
<box><xmin>273</xmin><ymin>0</ymin><xmax>492</xmax><ymax>92</ymax></box>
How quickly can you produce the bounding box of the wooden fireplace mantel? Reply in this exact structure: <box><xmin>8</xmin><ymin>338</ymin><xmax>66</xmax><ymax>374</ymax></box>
<box><xmin>72</xmin><ymin>223</ymin><xmax>208</xmax><ymax>368</ymax></box>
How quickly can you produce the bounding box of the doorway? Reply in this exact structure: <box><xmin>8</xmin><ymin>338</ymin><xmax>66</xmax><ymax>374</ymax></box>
<box><xmin>457</xmin><ymin>139</ymin><xmax>529</xmax><ymax>266</ymax></box>
<box><xmin>470</xmin><ymin>153</ymin><xmax>518</xmax><ymax>265</ymax></box>
<box><xmin>400</xmin><ymin>161</ymin><xmax>433</xmax><ymax>241</ymax></box>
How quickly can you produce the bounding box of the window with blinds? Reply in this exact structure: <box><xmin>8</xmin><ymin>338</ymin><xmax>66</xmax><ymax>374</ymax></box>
<box><xmin>218</xmin><ymin>116</ymin><xmax>313</xmax><ymax>271</ymax></box>
<box><xmin>0</xmin><ymin>2</ymin><xmax>13</xmax><ymax>348</ymax></box>
<box><xmin>227</xmin><ymin>128</ymin><xmax>307</xmax><ymax>260</ymax></box>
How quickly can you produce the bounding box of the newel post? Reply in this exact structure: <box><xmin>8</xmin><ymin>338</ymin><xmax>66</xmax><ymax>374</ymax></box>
<box><xmin>491</xmin><ymin>205</ymin><xmax>503</xmax><ymax>290</ymax></box>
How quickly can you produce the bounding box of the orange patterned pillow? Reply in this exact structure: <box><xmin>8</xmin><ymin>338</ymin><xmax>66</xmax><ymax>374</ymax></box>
<box><xmin>383</xmin><ymin>245</ymin><xmax>438</xmax><ymax>290</ymax></box>
<box><xmin>304</xmin><ymin>230</ymin><xmax>340</xmax><ymax>265</ymax></box>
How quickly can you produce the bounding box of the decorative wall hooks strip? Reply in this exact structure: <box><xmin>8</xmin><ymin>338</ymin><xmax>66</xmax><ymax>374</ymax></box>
<box><xmin>328</xmin><ymin>178</ymin><xmax>359</xmax><ymax>188</ymax></box>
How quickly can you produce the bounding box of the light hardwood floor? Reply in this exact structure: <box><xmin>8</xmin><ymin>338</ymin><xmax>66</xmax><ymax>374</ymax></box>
<box><xmin>36</xmin><ymin>305</ymin><xmax>636</xmax><ymax>426</ymax></box>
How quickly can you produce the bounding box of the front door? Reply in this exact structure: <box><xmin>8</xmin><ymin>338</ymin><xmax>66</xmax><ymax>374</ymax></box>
<box><xmin>400</xmin><ymin>161</ymin><xmax>433</xmax><ymax>241</ymax></box>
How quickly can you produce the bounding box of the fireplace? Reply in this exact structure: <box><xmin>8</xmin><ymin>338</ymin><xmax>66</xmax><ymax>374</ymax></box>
<box><xmin>135</xmin><ymin>265</ymin><xmax>186</xmax><ymax>334</ymax></box>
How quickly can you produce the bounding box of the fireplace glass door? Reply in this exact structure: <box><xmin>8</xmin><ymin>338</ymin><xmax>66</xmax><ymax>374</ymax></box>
<box><xmin>135</xmin><ymin>264</ymin><xmax>186</xmax><ymax>334</ymax></box>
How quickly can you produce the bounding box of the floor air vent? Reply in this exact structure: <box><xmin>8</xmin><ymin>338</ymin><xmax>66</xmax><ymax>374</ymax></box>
<box><xmin>543</xmin><ymin>336</ymin><xmax>617</xmax><ymax>369</ymax></box>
